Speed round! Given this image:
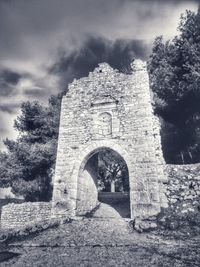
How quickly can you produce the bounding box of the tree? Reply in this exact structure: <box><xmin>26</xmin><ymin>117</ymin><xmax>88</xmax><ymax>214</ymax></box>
<box><xmin>97</xmin><ymin>150</ymin><xmax>129</xmax><ymax>192</ymax></box>
<box><xmin>0</xmin><ymin>152</ymin><xmax>10</xmax><ymax>187</ymax></box>
<box><xmin>0</xmin><ymin>94</ymin><xmax>62</xmax><ymax>201</ymax></box>
<box><xmin>148</xmin><ymin>8</ymin><xmax>200</xmax><ymax>163</ymax></box>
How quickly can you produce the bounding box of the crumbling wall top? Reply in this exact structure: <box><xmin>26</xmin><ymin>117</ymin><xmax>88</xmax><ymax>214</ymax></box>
<box><xmin>131</xmin><ymin>59</ymin><xmax>147</xmax><ymax>72</ymax></box>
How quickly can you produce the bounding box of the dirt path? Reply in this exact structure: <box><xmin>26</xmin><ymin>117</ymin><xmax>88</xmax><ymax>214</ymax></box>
<box><xmin>1</xmin><ymin>216</ymin><xmax>200</xmax><ymax>266</ymax></box>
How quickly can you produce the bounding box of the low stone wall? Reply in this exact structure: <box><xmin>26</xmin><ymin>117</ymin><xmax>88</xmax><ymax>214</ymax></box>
<box><xmin>98</xmin><ymin>192</ymin><xmax>129</xmax><ymax>204</ymax></box>
<box><xmin>1</xmin><ymin>202</ymin><xmax>52</xmax><ymax>229</ymax></box>
<box><xmin>2</xmin><ymin>164</ymin><xmax>200</xmax><ymax>231</ymax></box>
<box><xmin>135</xmin><ymin>164</ymin><xmax>200</xmax><ymax>232</ymax></box>
<box><xmin>166</xmin><ymin>164</ymin><xmax>200</xmax><ymax>205</ymax></box>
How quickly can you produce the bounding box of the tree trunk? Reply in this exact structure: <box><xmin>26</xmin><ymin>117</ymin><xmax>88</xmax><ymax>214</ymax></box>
<box><xmin>111</xmin><ymin>179</ymin><xmax>115</xmax><ymax>192</ymax></box>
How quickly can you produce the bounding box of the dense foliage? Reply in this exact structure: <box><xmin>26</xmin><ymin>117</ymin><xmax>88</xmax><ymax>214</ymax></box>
<box><xmin>148</xmin><ymin>8</ymin><xmax>200</xmax><ymax>163</ymax></box>
<box><xmin>0</xmin><ymin>95</ymin><xmax>62</xmax><ymax>201</ymax></box>
<box><xmin>97</xmin><ymin>150</ymin><xmax>129</xmax><ymax>192</ymax></box>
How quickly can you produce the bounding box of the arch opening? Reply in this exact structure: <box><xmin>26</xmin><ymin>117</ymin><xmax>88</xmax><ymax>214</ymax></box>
<box><xmin>76</xmin><ymin>147</ymin><xmax>130</xmax><ymax>218</ymax></box>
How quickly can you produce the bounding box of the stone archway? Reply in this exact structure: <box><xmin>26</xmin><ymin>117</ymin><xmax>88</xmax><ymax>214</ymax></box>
<box><xmin>75</xmin><ymin>146</ymin><xmax>131</xmax><ymax>217</ymax></box>
<box><xmin>52</xmin><ymin>60</ymin><xmax>168</xmax><ymax>221</ymax></box>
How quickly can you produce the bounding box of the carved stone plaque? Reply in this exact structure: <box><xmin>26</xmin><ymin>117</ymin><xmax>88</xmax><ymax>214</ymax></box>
<box><xmin>97</xmin><ymin>112</ymin><xmax>112</xmax><ymax>137</ymax></box>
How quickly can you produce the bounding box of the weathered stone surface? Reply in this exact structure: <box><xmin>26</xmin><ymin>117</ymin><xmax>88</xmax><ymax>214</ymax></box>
<box><xmin>52</xmin><ymin>59</ymin><xmax>167</xmax><ymax>220</ymax></box>
<box><xmin>166</xmin><ymin>164</ymin><xmax>200</xmax><ymax>209</ymax></box>
<box><xmin>1</xmin><ymin>202</ymin><xmax>51</xmax><ymax>229</ymax></box>
<box><xmin>1</xmin><ymin>163</ymin><xmax>200</xmax><ymax>230</ymax></box>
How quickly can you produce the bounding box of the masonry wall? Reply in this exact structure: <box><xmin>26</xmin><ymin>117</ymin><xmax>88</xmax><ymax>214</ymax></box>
<box><xmin>1</xmin><ymin>202</ymin><xmax>51</xmax><ymax>229</ymax></box>
<box><xmin>76</xmin><ymin>154</ymin><xmax>98</xmax><ymax>215</ymax></box>
<box><xmin>52</xmin><ymin>59</ymin><xmax>168</xmax><ymax>219</ymax></box>
<box><xmin>1</xmin><ymin>164</ymin><xmax>200</xmax><ymax>229</ymax></box>
<box><xmin>166</xmin><ymin>164</ymin><xmax>200</xmax><ymax>206</ymax></box>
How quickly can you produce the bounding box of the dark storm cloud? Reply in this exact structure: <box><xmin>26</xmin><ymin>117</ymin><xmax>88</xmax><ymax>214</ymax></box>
<box><xmin>0</xmin><ymin>0</ymin><xmax>198</xmax><ymax>149</ymax></box>
<box><xmin>0</xmin><ymin>0</ymin><xmax>198</xmax><ymax>62</ymax></box>
<box><xmin>1</xmin><ymin>70</ymin><xmax>20</xmax><ymax>85</ymax></box>
<box><xmin>23</xmin><ymin>88</ymin><xmax>49</xmax><ymax>98</ymax></box>
<box><xmin>50</xmin><ymin>37</ymin><xmax>150</xmax><ymax>90</ymax></box>
<box><xmin>0</xmin><ymin>103</ymin><xmax>19</xmax><ymax>114</ymax></box>
<box><xmin>0</xmin><ymin>69</ymin><xmax>21</xmax><ymax>96</ymax></box>
<box><xmin>0</xmin><ymin>84</ymin><xmax>14</xmax><ymax>97</ymax></box>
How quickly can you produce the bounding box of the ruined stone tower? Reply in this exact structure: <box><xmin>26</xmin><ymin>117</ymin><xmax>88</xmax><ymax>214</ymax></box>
<box><xmin>52</xmin><ymin>59</ymin><xmax>168</xmax><ymax>220</ymax></box>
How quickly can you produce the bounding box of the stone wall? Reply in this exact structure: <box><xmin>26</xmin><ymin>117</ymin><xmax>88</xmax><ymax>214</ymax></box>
<box><xmin>98</xmin><ymin>192</ymin><xmax>129</xmax><ymax>204</ymax></box>
<box><xmin>166</xmin><ymin>164</ymin><xmax>200</xmax><ymax>206</ymax></box>
<box><xmin>76</xmin><ymin>154</ymin><xmax>98</xmax><ymax>215</ymax></box>
<box><xmin>52</xmin><ymin>59</ymin><xmax>168</xmax><ymax>219</ymax></box>
<box><xmin>1</xmin><ymin>202</ymin><xmax>51</xmax><ymax>229</ymax></box>
<box><xmin>2</xmin><ymin>165</ymin><xmax>200</xmax><ymax>230</ymax></box>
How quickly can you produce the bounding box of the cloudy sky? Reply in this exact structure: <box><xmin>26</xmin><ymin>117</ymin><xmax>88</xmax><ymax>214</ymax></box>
<box><xmin>0</xmin><ymin>0</ymin><xmax>199</xmax><ymax>149</ymax></box>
